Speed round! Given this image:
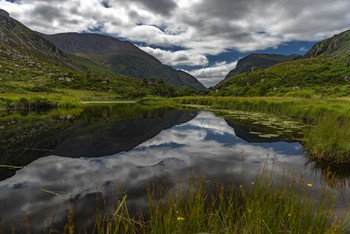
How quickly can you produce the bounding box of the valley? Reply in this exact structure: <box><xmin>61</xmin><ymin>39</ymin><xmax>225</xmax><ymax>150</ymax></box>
<box><xmin>1</xmin><ymin>6</ymin><xmax>350</xmax><ymax>234</ymax></box>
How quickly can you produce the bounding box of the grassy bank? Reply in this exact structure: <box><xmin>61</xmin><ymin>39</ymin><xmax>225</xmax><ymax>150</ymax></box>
<box><xmin>141</xmin><ymin>96</ymin><xmax>350</xmax><ymax>163</ymax></box>
<box><xmin>0</xmin><ymin>93</ymin><xmax>82</xmax><ymax>110</ymax></box>
<box><xmin>92</xmin><ymin>173</ymin><xmax>344</xmax><ymax>234</ymax></box>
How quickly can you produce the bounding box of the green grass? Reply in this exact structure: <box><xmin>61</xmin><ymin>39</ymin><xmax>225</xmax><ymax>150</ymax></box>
<box><xmin>92</xmin><ymin>172</ymin><xmax>345</xmax><ymax>234</ymax></box>
<box><xmin>0</xmin><ymin>93</ymin><xmax>82</xmax><ymax>110</ymax></box>
<box><xmin>305</xmin><ymin>115</ymin><xmax>350</xmax><ymax>163</ymax></box>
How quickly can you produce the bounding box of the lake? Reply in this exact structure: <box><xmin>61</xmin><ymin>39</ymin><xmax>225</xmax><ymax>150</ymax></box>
<box><xmin>0</xmin><ymin>103</ymin><xmax>348</xmax><ymax>233</ymax></box>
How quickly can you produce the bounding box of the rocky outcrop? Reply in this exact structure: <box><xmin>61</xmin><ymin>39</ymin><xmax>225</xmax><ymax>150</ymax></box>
<box><xmin>305</xmin><ymin>29</ymin><xmax>350</xmax><ymax>58</ymax></box>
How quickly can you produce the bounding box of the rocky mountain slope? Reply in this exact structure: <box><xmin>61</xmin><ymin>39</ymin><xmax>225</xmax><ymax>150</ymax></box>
<box><xmin>0</xmin><ymin>9</ymin><xmax>73</xmax><ymax>68</ymax></box>
<box><xmin>43</xmin><ymin>33</ymin><xmax>206</xmax><ymax>91</ymax></box>
<box><xmin>224</xmin><ymin>54</ymin><xmax>300</xmax><ymax>80</ymax></box>
<box><xmin>305</xmin><ymin>29</ymin><xmax>350</xmax><ymax>58</ymax></box>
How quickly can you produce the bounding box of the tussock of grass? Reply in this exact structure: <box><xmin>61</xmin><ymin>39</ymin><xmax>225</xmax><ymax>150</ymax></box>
<box><xmin>305</xmin><ymin>115</ymin><xmax>350</xmax><ymax>163</ymax></box>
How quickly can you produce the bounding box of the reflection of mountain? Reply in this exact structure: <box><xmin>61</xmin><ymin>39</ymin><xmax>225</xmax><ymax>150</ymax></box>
<box><xmin>0</xmin><ymin>105</ymin><xmax>197</xmax><ymax>180</ymax></box>
<box><xmin>52</xmin><ymin>108</ymin><xmax>197</xmax><ymax>157</ymax></box>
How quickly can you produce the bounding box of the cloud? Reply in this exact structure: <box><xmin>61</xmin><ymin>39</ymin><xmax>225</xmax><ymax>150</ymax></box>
<box><xmin>186</xmin><ymin>61</ymin><xmax>238</xmax><ymax>87</ymax></box>
<box><xmin>3</xmin><ymin>0</ymin><xmax>349</xmax><ymax>51</ymax></box>
<box><xmin>5</xmin><ymin>0</ymin><xmax>21</xmax><ymax>4</ymax></box>
<box><xmin>126</xmin><ymin>0</ymin><xmax>177</xmax><ymax>16</ymax></box>
<box><xmin>99</xmin><ymin>0</ymin><xmax>111</xmax><ymax>8</ymax></box>
<box><xmin>139</xmin><ymin>46</ymin><xmax>208</xmax><ymax>66</ymax></box>
<box><xmin>299</xmin><ymin>47</ymin><xmax>308</xmax><ymax>52</ymax></box>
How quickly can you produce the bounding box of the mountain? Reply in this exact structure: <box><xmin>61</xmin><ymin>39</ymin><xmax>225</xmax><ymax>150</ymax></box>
<box><xmin>224</xmin><ymin>54</ymin><xmax>301</xmax><ymax>80</ymax></box>
<box><xmin>214</xmin><ymin>29</ymin><xmax>350</xmax><ymax>97</ymax></box>
<box><xmin>43</xmin><ymin>33</ymin><xmax>206</xmax><ymax>91</ymax></box>
<box><xmin>305</xmin><ymin>29</ymin><xmax>350</xmax><ymax>58</ymax></box>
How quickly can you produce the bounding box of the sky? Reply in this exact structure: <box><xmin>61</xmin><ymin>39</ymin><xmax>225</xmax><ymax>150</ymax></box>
<box><xmin>1</xmin><ymin>0</ymin><xmax>350</xmax><ymax>87</ymax></box>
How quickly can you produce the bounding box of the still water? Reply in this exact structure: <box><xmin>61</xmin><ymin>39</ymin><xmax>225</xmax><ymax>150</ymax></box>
<box><xmin>0</xmin><ymin>104</ymin><xmax>348</xmax><ymax>233</ymax></box>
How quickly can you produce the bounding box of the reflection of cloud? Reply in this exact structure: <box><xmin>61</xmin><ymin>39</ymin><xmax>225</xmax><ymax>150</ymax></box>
<box><xmin>138</xmin><ymin>112</ymin><xmax>236</xmax><ymax>148</ymax></box>
<box><xmin>187</xmin><ymin>112</ymin><xmax>237</xmax><ymax>136</ymax></box>
<box><xmin>138</xmin><ymin>129</ymin><xmax>206</xmax><ymax>148</ymax></box>
<box><xmin>0</xmin><ymin>110</ymin><xmax>339</xmax><ymax>232</ymax></box>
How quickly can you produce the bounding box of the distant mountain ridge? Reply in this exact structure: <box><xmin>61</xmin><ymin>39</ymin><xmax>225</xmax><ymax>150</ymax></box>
<box><xmin>43</xmin><ymin>33</ymin><xmax>206</xmax><ymax>91</ymax></box>
<box><xmin>224</xmin><ymin>54</ymin><xmax>301</xmax><ymax>80</ymax></box>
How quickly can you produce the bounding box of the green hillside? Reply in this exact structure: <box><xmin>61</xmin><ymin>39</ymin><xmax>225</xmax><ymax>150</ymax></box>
<box><xmin>213</xmin><ymin>55</ymin><xmax>350</xmax><ymax>97</ymax></box>
<box><xmin>223</xmin><ymin>54</ymin><xmax>301</xmax><ymax>81</ymax></box>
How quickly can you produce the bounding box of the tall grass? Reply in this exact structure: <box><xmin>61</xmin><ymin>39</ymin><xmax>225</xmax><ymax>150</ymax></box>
<box><xmin>93</xmin><ymin>173</ymin><xmax>346</xmax><ymax>234</ymax></box>
<box><xmin>305</xmin><ymin>115</ymin><xmax>350</xmax><ymax>163</ymax></box>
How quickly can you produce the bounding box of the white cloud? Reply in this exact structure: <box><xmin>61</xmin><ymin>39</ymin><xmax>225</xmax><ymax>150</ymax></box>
<box><xmin>139</xmin><ymin>46</ymin><xmax>208</xmax><ymax>66</ymax></box>
<box><xmin>186</xmin><ymin>61</ymin><xmax>238</xmax><ymax>87</ymax></box>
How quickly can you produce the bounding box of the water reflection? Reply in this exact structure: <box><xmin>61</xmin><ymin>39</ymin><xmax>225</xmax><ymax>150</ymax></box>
<box><xmin>0</xmin><ymin>110</ymin><xmax>348</xmax><ymax>233</ymax></box>
<box><xmin>0</xmin><ymin>104</ymin><xmax>196</xmax><ymax>180</ymax></box>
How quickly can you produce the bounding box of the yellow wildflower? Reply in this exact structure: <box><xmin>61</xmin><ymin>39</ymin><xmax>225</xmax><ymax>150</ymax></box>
<box><xmin>307</xmin><ymin>183</ymin><xmax>313</xmax><ymax>187</ymax></box>
<box><xmin>177</xmin><ymin>216</ymin><xmax>185</xmax><ymax>221</ymax></box>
